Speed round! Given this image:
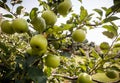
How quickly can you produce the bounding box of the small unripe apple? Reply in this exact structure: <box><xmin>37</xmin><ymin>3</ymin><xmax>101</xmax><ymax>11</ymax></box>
<box><xmin>58</xmin><ymin>0</ymin><xmax>72</xmax><ymax>16</ymax></box>
<box><xmin>12</xmin><ymin>18</ymin><xmax>28</xmax><ymax>33</ymax></box>
<box><xmin>45</xmin><ymin>55</ymin><xmax>60</xmax><ymax>68</ymax></box>
<box><xmin>1</xmin><ymin>20</ymin><xmax>15</xmax><ymax>34</ymax></box>
<box><xmin>72</xmin><ymin>29</ymin><xmax>86</xmax><ymax>42</ymax></box>
<box><xmin>31</xmin><ymin>17</ymin><xmax>46</xmax><ymax>33</ymax></box>
<box><xmin>42</xmin><ymin>10</ymin><xmax>57</xmax><ymax>25</ymax></box>
<box><xmin>30</xmin><ymin>34</ymin><xmax>47</xmax><ymax>52</ymax></box>
<box><xmin>77</xmin><ymin>73</ymin><xmax>93</xmax><ymax>83</ymax></box>
<box><xmin>105</xmin><ymin>70</ymin><xmax>118</xmax><ymax>79</ymax></box>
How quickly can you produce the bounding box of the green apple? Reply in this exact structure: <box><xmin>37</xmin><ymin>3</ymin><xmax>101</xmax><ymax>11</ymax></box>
<box><xmin>12</xmin><ymin>18</ymin><xmax>28</xmax><ymax>33</ymax></box>
<box><xmin>1</xmin><ymin>20</ymin><xmax>15</xmax><ymax>34</ymax></box>
<box><xmin>58</xmin><ymin>0</ymin><xmax>72</xmax><ymax>16</ymax></box>
<box><xmin>45</xmin><ymin>55</ymin><xmax>60</xmax><ymax>68</ymax></box>
<box><xmin>77</xmin><ymin>73</ymin><xmax>93</xmax><ymax>83</ymax></box>
<box><xmin>105</xmin><ymin>70</ymin><xmax>118</xmax><ymax>79</ymax></box>
<box><xmin>26</xmin><ymin>47</ymin><xmax>47</xmax><ymax>56</ymax></box>
<box><xmin>31</xmin><ymin>17</ymin><xmax>46</xmax><ymax>33</ymax></box>
<box><xmin>30</xmin><ymin>34</ymin><xmax>47</xmax><ymax>52</ymax></box>
<box><xmin>72</xmin><ymin>29</ymin><xmax>86</xmax><ymax>42</ymax></box>
<box><xmin>42</xmin><ymin>10</ymin><xmax>57</xmax><ymax>25</ymax></box>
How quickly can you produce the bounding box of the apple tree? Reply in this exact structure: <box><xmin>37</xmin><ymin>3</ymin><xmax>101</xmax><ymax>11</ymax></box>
<box><xmin>0</xmin><ymin>0</ymin><xmax>120</xmax><ymax>83</ymax></box>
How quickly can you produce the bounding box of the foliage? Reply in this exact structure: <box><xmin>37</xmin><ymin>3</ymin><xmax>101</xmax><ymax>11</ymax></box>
<box><xmin>0</xmin><ymin>0</ymin><xmax>120</xmax><ymax>83</ymax></box>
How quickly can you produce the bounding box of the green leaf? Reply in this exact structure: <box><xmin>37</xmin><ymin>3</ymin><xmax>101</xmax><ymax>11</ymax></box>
<box><xmin>78</xmin><ymin>0</ymin><xmax>82</xmax><ymax>3</ymax></box>
<box><xmin>29</xmin><ymin>7</ymin><xmax>38</xmax><ymax>20</ymax></box>
<box><xmin>28</xmin><ymin>67</ymin><xmax>47</xmax><ymax>83</ymax></box>
<box><xmin>91</xmin><ymin>48</ymin><xmax>100</xmax><ymax>59</ymax></box>
<box><xmin>0</xmin><ymin>2</ymin><xmax>10</xmax><ymax>11</ymax></box>
<box><xmin>16</xmin><ymin>6</ymin><xmax>24</xmax><ymax>15</ymax></box>
<box><xmin>102</xmin><ymin>31</ymin><xmax>114</xmax><ymax>39</ymax></box>
<box><xmin>106</xmin><ymin>3</ymin><xmax>120</xmax><ymax>17</ymax></box>
<box><xmin>101</xmin><ymin>7</ymin><xmax>108</xmax><ymax>11</ymax></box>
<box><xmin>3</xmin><ymin>14</ymin><xmax>13</xmax><ymax>18</ymax></box>
<box><xmin>102</xmin><ymin>25</ymin><xmax>118</xmax><ymax>35</ymax></box>
<box><xmin>80</xmin><ymin>6</ymin><xmax>88</xmax><ymax>22</ymax></box>
<box><xmin>2</xmin><ymin>0</ymin><xmax>7</xmax><ymax>3</ymax></box>
<box><xmin>103</xmin><ymin>16</ymin><xmax>120</xmax><ymax>23</ymax></box>
<box><xmin>93</xmin><ymin>9</ymin><xmax>103</xmax><ymax>16</ymax></box>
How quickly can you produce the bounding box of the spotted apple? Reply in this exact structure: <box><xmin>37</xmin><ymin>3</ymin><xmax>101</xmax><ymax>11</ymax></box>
<box><xmin>31</xmin><ymin>17</ymin><xmax>46</xmax><ymax>33</ymax></box>
<box><xmin>72</xmin><ymin>29</ymin><xmax>86</xmax><ymax>42</ymax></box>
<box><xmin>45</xmin><ymin>55</ymin><xmax>60</xmax><ymax>68</ymax></box>
<box><xmin>30</xmin><ymin>34</ymin><xmax>47</xmax><ymax>52</ymax></box>
<box><xmin>58</xmin><ymin>0</ymin><xmax>72</xmax><ymax>16</ymax></box>
<box><xmin>77</xmin><ymin>73</ymin><xmax>93</xmax><ymax>83</ymax></box>
<box><xmin>12</xmin><ymin>18</ymin><xmax>28</xmax><ymax>33</ymax></box>
<box><xmin>42</xmin><ymin>10</ymin><xmax>57</xmax><ymax>25</ymax></box>
<box><xmin>1</xmin><ymin>20</ymin><xmax>15</xmax><ymax>34</ymax></box>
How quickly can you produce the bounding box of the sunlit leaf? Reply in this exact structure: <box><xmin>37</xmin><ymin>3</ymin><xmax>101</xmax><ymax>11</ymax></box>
<box><xmin>29</xmin><ymin>7</ymin><xmax>38</xmax><ymax>20</ymax></box>
<box><xmin>91</xmin><ymin>48</ymin><xmax>100</xmax><ymax>59</ymax></box>
<box><xmin>93</xmin><ymin>9</ymin><xmax>103</xmax><ymax>16</ymax></box>
<box><xmin>80</xmin><ymin>6</ymin><xmax>88</xmax><ymax>22</ymax></box>
<box><xmin>102</xmin><ymin>25</ymin><xmax>118</xmax><ymax>35</ymax></box>
<box><xmin>106</xmin><ymin>2</ymin><xmax>120</xmax><ymax>17</ymax></box>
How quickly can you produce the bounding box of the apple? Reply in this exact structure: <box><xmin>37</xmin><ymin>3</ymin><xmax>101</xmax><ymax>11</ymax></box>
<box><xmin>45</xmin><ymin>55</ymin><xmax>60</xmax><ymax>68</ymax></box>
<box><xmin>72</xmin><ymin>29</ymin><xmax>86</xmax><ymax>42</ymax></box>
<box><xmin>58</xmin><ymin>0</ymin><xmax>72</xmax><ymax>16</ymax></box>
<box><xmin>42</xmin><ymin>10</ymin><xmax>57</xmax><ymax>25</ymax></box>
<box><xmin>30</xmin><ymin>34</ymin><xmax>47</xmax><ymax>52</ymax></box>
<box><xmin>12</xmin><ymin>18</ymin><xmax>28</xmax><ymax>33</ymax></box>
<box><xmin>77</xmin><ymin>73</ymin><xmax>93</xmax><ymax>83</ymax></box>
<box><xmin>105</xmin><ymin>70</ymin><xmax>118</xmax><ymax>79</ymax></box>
<box><xmin>1</xmin><ymin>20</ymin><xmax>15</xmax><ymax>34</ymax></box>
<box><xmin>26</xmin><ymin>47</ymin><xmax>47</xmax><ymax>56</ymax></box>
<box><xmin>31</xmin><ymin>17</ymin><xmax>46</xmax><ymax>33</ymax></box>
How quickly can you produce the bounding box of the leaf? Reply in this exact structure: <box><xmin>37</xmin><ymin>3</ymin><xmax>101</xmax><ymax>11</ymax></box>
<box><xmin>80</xmin><ymin>6</ymin><xmax>88</xmax><ymax>22</ymax></box>
<box><xmin>103</xmin><ymin>16</ymin><xmax>120</xmax><ymax>23</ymax></box>
<box><xmin>102</xmin><ymin>31</ymin><xmax>114</xmax><ymax>39</ymax></box>
<box><xmin>102</xmin><ymin>25</ymin><xmax>118</xmax><ymax>35</ymax></box>
<box><xmin>0</xmin><ymin>2</ymin><xmax>10</xmax><ymax>11</ymax></box>
<box><xmin>91</xmin><ymin>48</ymin><xmax>100</xmax><ymax>59</ymax></box>
<box><xmin>28</xmin><ymin>67</ymin><xmax>47</xmax><ymax>83</ymax></box>
<box><xmin>106</xmin><ymin>2</ymin><xmax>120</xmax><ymax>17</ymax></box>
<box><xmin>3</xmin><ymin>14</ymin><xmax>13</xmax><ymax>18</ymax></box>
<box><xmin>2</xmin><ymin>0</ymin><xmax>7</xmax><ymax>3</ymax></box>
<box><xmin>29</xmin><ymin>7</ymin><xmax>38</xmax><ymax>20</ymax></box>
<box><xmin>93</xmin><ymin>9</ymin><xmax>103</xmax><ymax>16</ymax></box>
<box><xmin>16</xmin><ymin>6</ymin><xmax>24</xmax><ymax>15</ymax></box>
<box><xmin>101</xmin><ymin>7</ymin><xmax>108</xmax><ymax>11</ymax></box>
<box><xmin>78</xmin><ymin>0</ymin><xmax>82</xmax><ymax>3</ymax></box>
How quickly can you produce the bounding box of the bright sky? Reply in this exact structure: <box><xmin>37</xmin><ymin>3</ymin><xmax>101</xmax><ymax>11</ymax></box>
<box><xmin>1</xmin><ymin>0</ymin><xmax>119</xmax><ymax>45</ymax></box>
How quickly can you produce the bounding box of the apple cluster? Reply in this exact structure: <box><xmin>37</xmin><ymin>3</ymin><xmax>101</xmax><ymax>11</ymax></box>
<box><xmin>0</xmin><ymin>18</ymin><xmax>28</xmax><ymax>34</ymax></box>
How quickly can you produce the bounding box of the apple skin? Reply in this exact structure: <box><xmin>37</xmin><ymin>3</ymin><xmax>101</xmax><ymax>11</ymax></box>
<box><xmin>72</xmin><ymin>29</ymin><xmax>86</xmax><ymax>42</ymax></box>
<box><xmin>26</xmin><ymin>47</ymin><xmax>47</xmax><ymax>56</ymax></box>
<box><xmin>45</xmin><ymin>55</ymin><xmax>60</xmax><ymax>68</ymax></box>
<box><xmin>58</xmin><ymin>0</ymin><xmax>72</xmax><ymax>16</ymax></box>
<box><xmin>105</xmin><ymin>70</ymin><xmax>118</xmax><ymax>79</ymax></box>
<box><xmin>31</xmin><ymin>17</ymin><xmax>46</xmax><ymax>33</ymax></box>
<box><xmin>30</xmin><ymin>34</ymin><xmax>47</xmax><ymax>52</ymax></box>
<box><xmin>1</xmin><ymin>20</ymin><xmax>15</xmax><ymax>34</ymax></box>
<box><xmin>12</xmin><ymin>18</ymin><xmax>28</xmax><ymax>33</ymax></box>
<box><xmin>77</xmin><ymin>73</ymin><xmax>93</xmax><ymax>83</ymax></box>
<box><xmin>42</xmin><ymin>10</ymin><xmax>57</xmax><ymax>25</ymax></box>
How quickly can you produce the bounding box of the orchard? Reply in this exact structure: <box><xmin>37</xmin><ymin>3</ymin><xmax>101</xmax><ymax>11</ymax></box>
<box><xmin>0</xmin><ymin>0</ymin><xmax>120</xmax><ymax>83</ymax></box>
